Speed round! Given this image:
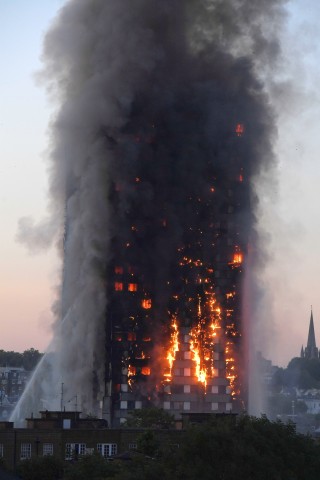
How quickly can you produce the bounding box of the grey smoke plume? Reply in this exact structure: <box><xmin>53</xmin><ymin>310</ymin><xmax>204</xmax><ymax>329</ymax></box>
<box><xmin>12</xmin><ymin>0</ymin><xmax>287</xmax><ymax>423</ymax></box>
<box><xmin>16</xmin><ymin>216</ymin><xmax>59</xmax><ymax>253</ymax></box>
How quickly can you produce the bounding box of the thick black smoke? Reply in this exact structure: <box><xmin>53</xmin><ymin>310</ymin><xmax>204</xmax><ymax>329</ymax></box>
<box><xmin>12</xmin><ymin>0</ymin><xmax>286</xmax><ymax>422</ymax></box>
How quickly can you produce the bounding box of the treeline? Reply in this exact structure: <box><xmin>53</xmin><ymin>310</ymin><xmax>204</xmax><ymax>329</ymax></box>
<box><xmin>272</xmin><ymin>357</ymin><xmax>320</xmax><ymax>390</ymax></box>
<box><xmin>266</xmin><ymin>357</ymin><xmax>320</xmax><ymax>419</ymax></box>
<box><xmin>0</xmin><ymin>348</ymin><xmax>43</xmax><ymax>371</ymax></box>
<box><xmin>15</xmin><ymin>415</ymin><xmax>320</xmax><ymax>480</ymax></box>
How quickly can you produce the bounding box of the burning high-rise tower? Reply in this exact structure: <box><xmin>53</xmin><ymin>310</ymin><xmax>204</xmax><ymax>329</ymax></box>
<box><xmin>103</xmin><ymin>114</ymin><xmax>249</xmax><ymax>425</ymax></box>
<box><xmin>12</xmin><ymin>0</ymin><xmax>284</xmax><ymax>425</ymax></box>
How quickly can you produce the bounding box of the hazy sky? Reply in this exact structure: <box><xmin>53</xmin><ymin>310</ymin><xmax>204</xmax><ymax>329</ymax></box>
<box><xmin>0</xmin><ymin>1</ymin><xmax>320</xmax><ymax>366</ymax></box>
<box><xmin>0</xmin><ymin>1</ymin><xmax>63</xmax><ymax>352</ymax></box>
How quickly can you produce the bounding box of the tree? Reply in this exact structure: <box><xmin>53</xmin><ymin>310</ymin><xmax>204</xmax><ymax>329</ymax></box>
<box><xmin>115</xmin><ymin>415</ymin><xmax>320</xmax><ymax>480</ymax></box>
<box><xmin>136</xmin><ymin>430</ymin><xmax>160</xmax><ymax>457</ymax></box>
<box><xmin>0</xmin><ymin>350</ymin><xmax>22</xmax><ymax>368</ymax></box>
<box><xmin>22</xmin><ymin>348</ymin><xmax>43</xmax><ymax>371</ymax></box>
<box><xmin>274</xmin><ymin>357</ymin><xmax>320</xmax><ymax>390</ymax></box>
<box><xmin>64</xmin><ymin>452</ymin><xmax>118</xmax><ymax>480</ymax></box>
<box><xmin>0</xmin><ymin>349</ymin><xmax>43</xmax><ymax>370</ymax></box>
<box><xmin>171</xmin><ymin>416</ymin><xmax>320</xmax><ymax>480</ymax></box>
<box><xmin>16</xmin><ymin>456</ymin><xmax>63</xmax><ymax>480</ymax></box>
<box><xmin>123</xmin><ymin>408</ymin><xmax>175</xmax><ymax>429</ymax></box>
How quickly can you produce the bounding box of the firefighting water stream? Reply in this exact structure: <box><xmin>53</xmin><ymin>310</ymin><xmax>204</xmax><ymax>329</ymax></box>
<box><xmin>11</xmin><ymin>0</ymin><xmax>286</xmax><ymax>424</ymax></box>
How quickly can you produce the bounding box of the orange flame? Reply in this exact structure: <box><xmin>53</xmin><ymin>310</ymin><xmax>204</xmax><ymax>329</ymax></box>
<box><xmin>233</xmin><ymin>252</ymin><xmax>243</xmax><ymax>264</ymax></box>
<box><xmin>225</xmin><ymin>342</ymin><xmax>238</xmax><ymax>396</ymax></box>
<box><xmin>114</xmin><ymin>282</ymin><xmax>123</xmax><ymax>291</ymax></box>
<box><xmin>166</xmin><ymin>317</ymin><xmax>180</xmax><ymax>379</ymax></box>
<box><xmin>158</xmin><ymin>260</ymin><xmax>241</xmax><ymax>401</ymax></box>
<box><xmin>189</xmin><ymin>335</ymin><xmax>207</xmax><ymax>387</ymax></box>
<box><xmin>141</xmin><ymin>298</ymin><xmax>152</xmax><ymax>309</ymax></box>
<box><xmin>187</xmin><ymin>292</ymin><xmax>224</xmax><ymax>388</ymax></box>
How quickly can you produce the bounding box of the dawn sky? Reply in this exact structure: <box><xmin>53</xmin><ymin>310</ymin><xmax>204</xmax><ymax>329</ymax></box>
<box><xmin>0</xmin><ymin>0</ymin><xmax>320</xmax><ymax>366</ymax></box>
<box><xmin>0</xmin><ymin>1</ymin><xmax>63</xmax><ymax>352</ymax></box>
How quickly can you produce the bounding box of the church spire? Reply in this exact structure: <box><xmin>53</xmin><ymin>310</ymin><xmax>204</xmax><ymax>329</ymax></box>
<box><xmin>307</xmin><ymin>307</ymin><xmax>316</xmax><ymax>349</ymax></box>
<box><xmin>304</xmin><ymin>307</ymin><xmax>319</xmax><ymax>359</ymax></box>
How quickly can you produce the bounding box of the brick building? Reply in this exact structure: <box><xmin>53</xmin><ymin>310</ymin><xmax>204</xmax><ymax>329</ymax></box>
<box><xmin>0</xmin><ymin>411</ymin><xmax>183</xmax><ymax>471</ymax></box>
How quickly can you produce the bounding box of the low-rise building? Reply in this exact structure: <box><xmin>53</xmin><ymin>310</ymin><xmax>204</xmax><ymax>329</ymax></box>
<box><xmin>0</xmin><ymin>410</ymin><xmax>183</xmax><ymax>471</ymax></box>
<box><xmin>0</xmin><ymin>367</ymin><xmax>30</xmax><ymax>417</ymax></box>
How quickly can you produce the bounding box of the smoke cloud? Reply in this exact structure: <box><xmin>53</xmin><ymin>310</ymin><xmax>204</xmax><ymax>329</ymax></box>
<box><xmin>12</xmin><ymin>0</ymin><xmax>287</xmax><ymax>423</ymax></box>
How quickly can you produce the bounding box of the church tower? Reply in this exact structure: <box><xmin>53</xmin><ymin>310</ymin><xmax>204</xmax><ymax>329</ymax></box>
<box><xmin>301</xmin><ymin>308</ymin><xmax>319</xmax><ymax>359</ymax></box>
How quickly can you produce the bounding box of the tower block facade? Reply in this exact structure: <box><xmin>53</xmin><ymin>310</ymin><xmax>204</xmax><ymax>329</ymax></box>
<box><xmin>102</xmin><ymin>116</ymin><xmax>249</xmax><ymax>427</ymax></box>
